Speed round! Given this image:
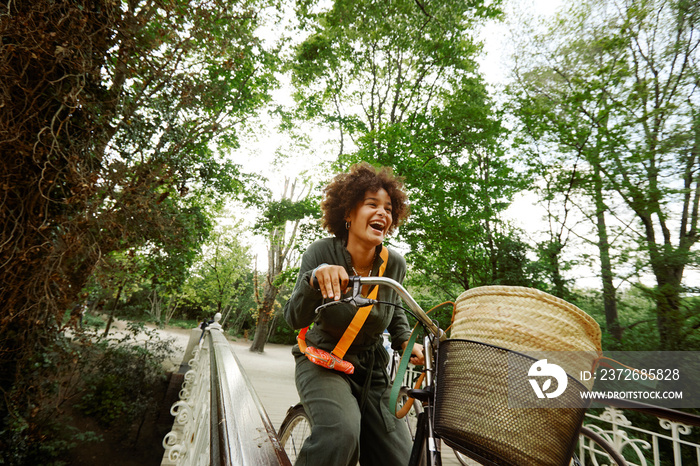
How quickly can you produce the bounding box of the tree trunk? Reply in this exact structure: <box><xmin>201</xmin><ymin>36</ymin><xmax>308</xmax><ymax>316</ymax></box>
<box><xmin>163</xmin><ymin>294</ymin><xmax>178</xmax><ymax>326</ymax></box>
<box><xmin>229</xmin><ymin>306</ymin><xmax>247</xmax><ymax>334</ymax></box>
<box><xmin>249</xmin><ymin>311</ymin><xmax>270</xmax><ymax>353</ymax></box>
<box><xmin>652</xmin><ymin>266</ymin><xmax>685</xmax><ymax>350</ymax></box>
<box><xmin>220</xmin><ymin>303</ymin><xmax>233</xmax><ymax>325</ymax></box>
<box><xmin>250</xmin><ymin>282</ymin><xmax>278</xmax><ymax>353</ymax></box>
<box><xmin>592</xmin><ymin>164</ymin><xmax>621</xmax><ymax>343</ymax></box>
<box><xmin>639</xmin><ymin>209</ymin><xmax>688</xmax><ymax>350</ymax></box>
<box><xmin>266</xmin><ymin>314</ymin><xmax>278</xmax><ymax>342</ymax></box>
<box><xmin>148</xmin><ymin>288</ymin><xmax>162</xmax><ymax>323</ymax></box>
<box><xmin>250</xmin><ymin>275</ymin><xmax>279</xmax><ymax>353</ymax></box>
<box><xmin>103</xmin><ymin>282</ymin><xmax>124</xmax><ymax>337</ymax></box>
<box><xmin>249</xmin><ymin>177</ymin><xmax>306</xmax><ymax>352</ymax></box>
<box><xmin>542</xmin><ymin>239</ymin><xmax>568</xmax><ymax>300</ymax></box>
<box><xmin>651</xmin><ymin>113</ymin><xmax>699</xmax><ymax>349</ymax></box>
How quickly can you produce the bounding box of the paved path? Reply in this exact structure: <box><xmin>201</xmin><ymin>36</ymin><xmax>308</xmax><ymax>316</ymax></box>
<box><xmin>227</xmin><ymin>339</ymin><xmax>299</xmax><ymax>429</ymax></box>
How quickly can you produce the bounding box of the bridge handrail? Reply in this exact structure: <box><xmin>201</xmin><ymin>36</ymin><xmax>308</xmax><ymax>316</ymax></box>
<box><xmin>162</xmin><ymin>325</ymin><xmax>291</xmax><ymax>466</ymax></box>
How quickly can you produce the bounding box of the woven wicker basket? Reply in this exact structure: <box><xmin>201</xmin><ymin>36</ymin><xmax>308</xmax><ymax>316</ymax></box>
<box><xmin>440</xmin><ymin>286</ymin><xmax>603</xmax><ymax>465</ymax></box>
<box><xmin>451</xmin><ymin>286</ymin><xmax>602</xmax><ymax>389</ymax></box>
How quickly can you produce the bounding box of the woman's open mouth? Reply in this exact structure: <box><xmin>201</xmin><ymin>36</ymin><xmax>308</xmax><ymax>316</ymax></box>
<box><xmin>369</xmin><ymin>222</ymin><xmax>384</xmax><ymax>233</ymax></box>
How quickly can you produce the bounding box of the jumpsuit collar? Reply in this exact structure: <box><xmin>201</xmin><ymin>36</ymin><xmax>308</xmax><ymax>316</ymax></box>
<box><xmin>339</xmin><ymin>238</ymin><xmax>385</xmax><ymax>276</ymax></box>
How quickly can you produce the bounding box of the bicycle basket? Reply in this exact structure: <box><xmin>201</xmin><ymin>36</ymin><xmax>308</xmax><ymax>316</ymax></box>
<box><xmin>434</xmin><ymin>339</ymin><xmax>590</xmax><ymax>466</ymax></box>
<box><xmin>451</xmin><ymin>286</ymin><xmax>602</xmax><ymax>389</ymax></box>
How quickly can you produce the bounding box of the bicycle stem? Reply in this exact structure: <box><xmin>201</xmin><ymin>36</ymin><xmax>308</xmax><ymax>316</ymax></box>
<box><xmin>355</xmin><ymin>276</ymin><xmax>446</xmax><ymax>341</ymax></box>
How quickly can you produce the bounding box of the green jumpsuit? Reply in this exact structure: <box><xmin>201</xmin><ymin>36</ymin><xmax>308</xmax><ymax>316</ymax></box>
<box><xmin>284</xmin><ymin>237</ymin><xmax>414</xmax><ymax>466</ymax></box>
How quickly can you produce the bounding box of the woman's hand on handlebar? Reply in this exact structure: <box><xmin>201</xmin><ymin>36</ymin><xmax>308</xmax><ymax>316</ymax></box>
<box><xmin>311</xmin><ymin>265</ymin><xmax>349</xmax><ymax>301</ymax></box>
<box><xmin>403</xmin><ymin>341</ymin><xmax>425</xmax><ymax>366</ymax></box>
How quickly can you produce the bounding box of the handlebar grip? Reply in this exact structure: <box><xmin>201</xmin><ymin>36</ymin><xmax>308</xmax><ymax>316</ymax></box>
<box><xmin>312</xmin><ymin>274</ymin><xmax>360</xmax><ymax>291</ymax></box>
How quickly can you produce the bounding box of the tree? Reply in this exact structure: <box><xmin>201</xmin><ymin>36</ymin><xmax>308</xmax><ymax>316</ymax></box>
<box><xmin>250</xmin><ymin>178</ymin><xmax>319</xmax><ymax>352</ymax></box>
<box><xmin>0</xmin><ymin>0</ymin><xmax>278</xmax><ymax>457</ymax></box>
<box><xmin>289</xmin><ymin>0</ymin><xmax>530</xmax><ymax>297</ymax></box>
<box><xmin>189</xmin><ymin>223</ymin><xmax>252</xmax><ymax>324</ymax></box>
<box><xmin>393</xmin><ymin>152</ymin><xmax>530</xmax><ymax>297</ymax></box>
<box><xmin>508</xmin><ymin>0</ymin><xmax>700</xmax><ymax>349</ymax></box>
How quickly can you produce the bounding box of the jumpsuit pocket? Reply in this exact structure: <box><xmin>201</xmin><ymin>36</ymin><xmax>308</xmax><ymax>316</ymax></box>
<box><xmin>379</xmin><ymin>384</ymin><xmax>398</xmax><ymax>433</ymax></box>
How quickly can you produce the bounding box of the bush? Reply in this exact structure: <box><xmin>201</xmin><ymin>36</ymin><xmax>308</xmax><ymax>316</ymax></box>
<box><xmin>0</xmin><ymin>413</ymin><xmax>101</xmax><ymax>466</ymax></box>
<box><xmin>166</xmin><ymin>318</ymin><xmax>199</xmax><ymax>329</ymax></box>
<box><xmin>76</xmin><ymin>323</ymin><xmax>175</xmax><ymax>437</ymax></box>
<box><xmin>0</xmin><ymin>328</ymin><xmax>103</xmax><ymax>466</ymax></box>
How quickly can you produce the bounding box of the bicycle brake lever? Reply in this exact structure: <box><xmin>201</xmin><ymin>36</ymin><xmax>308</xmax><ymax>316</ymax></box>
<box><xmin>347</xmin><ymin>277</ymin><xmax>377</xmax><ymax>307</ymax></box>
<box><xmin>314</xmin><ymin>277</ymin><xmax>377</xmax><ymax>314</ymax></box>
<box><xmin>348</xmin><ymin>296</ymin><xmax>378</xmax><ymax>307</ymax></box>
<box><xmin>314</xmin><ymin>296</ymin><xmax>378</xmax><ymax>314</ymax></box>
<box><xmin>315</xmin><ymin>297</ymin><xmax>355</xmax><ymax>314</ymax></box>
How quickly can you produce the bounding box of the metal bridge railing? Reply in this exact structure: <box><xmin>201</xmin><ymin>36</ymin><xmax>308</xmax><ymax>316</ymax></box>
<box><xmin>580</xmin><ymin>406</ymin><xmax>700</xmax><ymax>466</ymax></box>
<box><xmin>161</xmin><ymin>321</ymin><xmax>291</xmax><ymax>466</ymax></box>
<box><xmin>163</xmin><ymin>325</ymin><xmax>700</xmax><ymax>466</ymax></box>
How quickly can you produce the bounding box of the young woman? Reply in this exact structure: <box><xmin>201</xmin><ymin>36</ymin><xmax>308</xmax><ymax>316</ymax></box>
<box><xmin>284</xmin><ymin>162</ymin><xmax>424</xmax><ymax>466</ymax></box>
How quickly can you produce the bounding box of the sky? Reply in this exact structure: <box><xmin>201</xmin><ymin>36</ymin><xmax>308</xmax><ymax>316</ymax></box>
<box><xmin>478</xmin><ymin>0</ymin><xmax>563</xmax><ymax>237</ymax></box>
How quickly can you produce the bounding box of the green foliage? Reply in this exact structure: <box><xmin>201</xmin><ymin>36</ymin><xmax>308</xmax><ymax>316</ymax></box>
<box><xmin>255</xmin><ymin>197</ymin><xmax>321</xmax><ymax>234</ymax></box>
<box><xmin>531</xmin><ymin>239</ymin><xmax>577</xmax><ymax>300</ymax></box>
<box><xmin>268</xmin><ymin>314</ymin><xmax>298</xmax><ymax>345</ymax></box>
<box><xmin>0</xmin><ymin>326</ymin><xmax>104</xmax><ymax>466</ymax></box>
<box><xmin>274</xmin><ymin>266</ymin><xmax>302</xmax><ymax>289</ymax></box>
<box><xmin>185</xmin><ymin>223</ymin><xmax>253</xmax><ymax>320</ymax></box>
<box><xmin>574</xmin><ymin>287</ymin><xmax>659</xmax><ymax>351</ymax></box>
<box><xmin>289</xmin><ymin>0</ymin><xmax>532</xmax><ymax>293</ymax></box>
<box><xmin>506</xmin><ymin>0</ymin><xmax>700</xmax><ymax>349</ymax></box>
<box><xmin>571</xmin><ymin>285</ymin><xmax>700</xmax><ymax>352</ymax></box>
<box><xmin>0</xmin><ymin>318</ymin><xmax>173</xmax><ymax>466</ymax></box>
<box><xmin>82</xmin><ymin>312</ymin><xmax>107</xmax><ymax>330</ymax></box>
<box><xmin>166</xmin><ymin>318</ymin><xmax>200</xmax><ymax>329</ymax></box>
<box><xmin>1</xmin><ymin>0</ymin><xmax>279</xmax><ymax>450</ymax></box>
<box><xmin>76</xmin><ymin>323</ymin><xmax>174</xmax><ymax>432</ymax></box>
<box><xmin>0</xmin><ymin>414</ymin><xmax>101</xmax><ymax>466</ymax></box>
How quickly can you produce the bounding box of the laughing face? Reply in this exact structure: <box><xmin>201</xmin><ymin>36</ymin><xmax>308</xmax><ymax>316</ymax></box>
<box><xmin>345</xmin><ymin>188</ymin><xmax>393</xmax><ymax>249</ymax></box>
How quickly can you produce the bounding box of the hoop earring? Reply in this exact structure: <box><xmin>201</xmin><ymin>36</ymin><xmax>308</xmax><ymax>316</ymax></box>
<box><xmin>345</xmin><ymin>221</ymin><xmax>350</xmax><ymax>230</ymax></box>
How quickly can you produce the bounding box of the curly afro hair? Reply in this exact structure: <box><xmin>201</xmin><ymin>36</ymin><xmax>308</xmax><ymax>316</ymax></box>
<box><xmin>321</xmin><ymin>162</ymin><xmax>409</xmax><ymax>239</ymax></box>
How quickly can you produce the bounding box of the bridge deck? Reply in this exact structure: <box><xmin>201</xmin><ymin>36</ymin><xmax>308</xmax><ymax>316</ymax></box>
<box><xmin>226</xmin><ymin>340</ymin><xmax>299</xmax><ymax>429</ymax></box>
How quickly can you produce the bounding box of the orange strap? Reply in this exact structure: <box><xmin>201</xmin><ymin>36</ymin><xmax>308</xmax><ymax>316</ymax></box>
<box><xmin>297</xmin><ymin>326</ymin><xmax>310</xmax><ymax>352</ymax></box>
<box><xmin>298</xmin><ymin>246</ymin><xmax>389</xmax><ymax>359</ymax></box>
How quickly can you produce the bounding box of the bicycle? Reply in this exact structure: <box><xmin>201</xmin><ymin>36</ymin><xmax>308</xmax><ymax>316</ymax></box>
<box><xmin>278</xmin><ymin>276</ymin><xmax>630</xmax><ymax>465</ymax></box>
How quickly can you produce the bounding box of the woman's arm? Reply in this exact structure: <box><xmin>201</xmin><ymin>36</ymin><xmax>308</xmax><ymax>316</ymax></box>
<box><xmin>283</xmin><ymin>241</ymin><xmax>336</xmax><ymax>329</ymax></box>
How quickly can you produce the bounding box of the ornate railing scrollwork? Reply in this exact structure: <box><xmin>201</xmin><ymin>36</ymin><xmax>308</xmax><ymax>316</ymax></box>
<box><xmin>578</xmin><ymin>407</ymin><xmax>699</xmax><ymax>466</ymax></box>
<box><xmin>161</xmin><ymin>338</ymin><xmax>211</xmax><ymax>466</ymax></box>
<box><xmin>160</xmin><ymin>317</ymin><xmax>291</xmax><ymax>466</ymax></box>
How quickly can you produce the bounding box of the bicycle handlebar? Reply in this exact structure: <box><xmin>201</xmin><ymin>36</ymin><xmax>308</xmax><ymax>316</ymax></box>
<box><xmin>352</xmin><ymin>276</ymin><xmax>446</xmax><ymax>341</ymax></box>
<box><xmin>312</xmin><ymin>274</ymin><xmax>446</xmax><ymax>341</ymax></box>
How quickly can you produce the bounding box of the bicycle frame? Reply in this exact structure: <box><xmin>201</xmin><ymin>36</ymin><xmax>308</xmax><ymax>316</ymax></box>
<box><xmin>408</xmin><ymin>334</ymin><xmax>442</xmax><ymax>466</ymax></box>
